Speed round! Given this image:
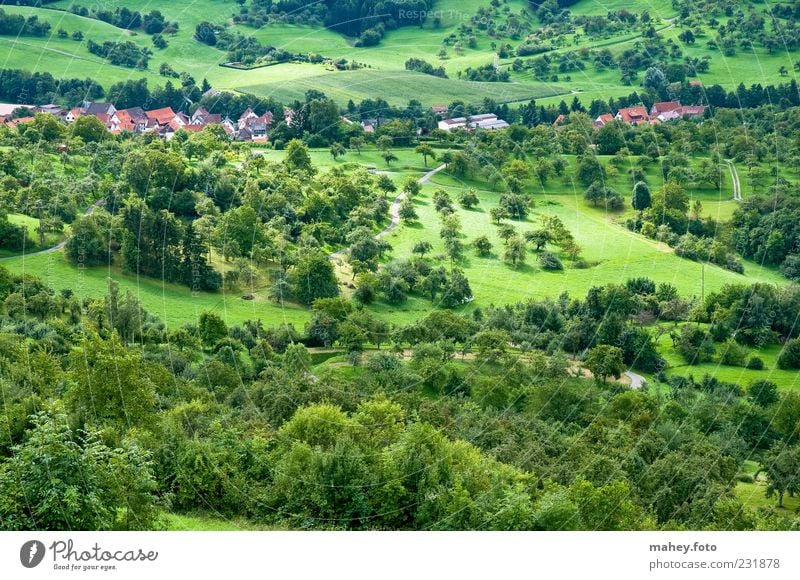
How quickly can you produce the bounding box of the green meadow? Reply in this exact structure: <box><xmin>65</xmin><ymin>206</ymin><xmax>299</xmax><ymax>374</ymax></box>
<box><xmin>0</xmin><ymin>0</ymin><xmax>792</xmax><ymax>107</ymax></box>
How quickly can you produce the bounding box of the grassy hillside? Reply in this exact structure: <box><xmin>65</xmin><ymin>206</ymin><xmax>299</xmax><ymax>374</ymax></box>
<box><xmin>0</xmin><ymin>0</ymin><xmax>794</xmax><ymax>107</ymax></box>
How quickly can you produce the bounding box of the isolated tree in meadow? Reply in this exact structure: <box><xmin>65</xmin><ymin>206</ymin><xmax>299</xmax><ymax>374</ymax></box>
<box><xmin>584</xmin><ymin>182</ymin><xmax>606</xmax><ymax>207</ymax></box>
<box><xmin>524</xmin><ymin>229</ymin><xmax>551</xmax><ymax>251</ymax></box>
<box><xmin>473</xmin><ymin>235</ymin><xmax>493</xmax><ymax>257</ymax></box>
<box><xmin>585</xmin><ymin>345</ymin><xmax>625</xmax><ymax>383</ymax></box>
<box><xmin>403</xmin><ymin>176</ymin><xmax>421</xmax><ymax>196</ymax></box>
<box><xmin>382</xmin><ymin>150</ymin><xmax>398</xmax><ymax>167</ymax></box>
<box><xmin>631</xmin><ymin>181</ymin><xmax>651</xmax><ymax>211</ymax></box>
<box><xmin>678</xmin><ymin>29</ymin><xmax>695</xmax><ymax>44</ymax></box>
<box><xmin>412</xmin><ymin>240</ymin><xmax>433</xmax><ymax>257</ymax></box>
<box><xmin>376</xmin><ymin>174</ymin><xmax>396</xmax><ymax>195</ymax></box>
<box><xmin>285</xmin><ymin>139</ymin><xmax>314</xmax><ymax>174</ymax></box>
<box><xmin>377</xmin><ymin>135</ymin><xmax>393</xmax><ymax>152</ymax></box>
<box><xmin>443</xmin><ymin>236</ymin><xmax>463</xmax><ymax>267</ymax></box>
<box><xmin>760</xmin><ymin>445</ymin><xmax>800</xmax><ymax>508</ymax></box>
<box><xmin>433</xmin><ymin>189</ymin><xmax>454</xmax><ymax>213</ymax></box>
<box><xmin>349</xmin><ymin>136</ymin><xmax>364</xmax><ymax>154</ymax></box>
<box><xmin>458</xmin><ymin>188</ymin><xmax>480</xmax><ymax>209</ymax></box>
<box><xmin>330</xmin><ymin>142</ymin><xmax>346</xmax><ymax>160</ymax></box>
<box><xmin>500</xmin><ymin>192</ymin><xmax>530</xmax><ymax>220</ymax></box>
<box><xmin>504</xmin><ymin>236</ymin><xmax>526</xmax><ymax>268</ymax></box>
<box><xmin>399</xmin><ymin>197</ymin><xmax>418</xmax><ymax>223</ymax></box>
<box><xmin>489</xmin><ymin>206</ymin><xmax>510</xmax><ymax>225</ymax></box>
<box><xmin>415</xmin><ymin>143</ymin><xmax>436</xmax><ymax>167</ymax></box>
<box><xmin>498</xmin><ymin>223</ymin><xmax>517</xmax><ymax>241</ymax></box>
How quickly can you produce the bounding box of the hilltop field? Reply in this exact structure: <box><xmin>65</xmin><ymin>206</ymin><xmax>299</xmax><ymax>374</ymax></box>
<box><xmin>0</xmin><ymin>0</ymin><xmax>795</xmax><ymax>106</ymax></box>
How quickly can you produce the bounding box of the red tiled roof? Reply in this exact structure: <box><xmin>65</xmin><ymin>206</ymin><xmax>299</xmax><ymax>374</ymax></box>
<box><xmin>6</xmin><ymin>116</ymin><xmax>35</xmax><ymax>128</ymax></box>
<box><xmin>651</xmin><ymin>101</ymin><xmax>682</xmax><ymax>114</ymax></box>
<box><xmin>616</xmin><ymin>107</ymin><xmax>648</xmax><ymax>124</ymax></box>
<box><xmin>145</xmin><ymin>107</ymin><xmax>176</xmax><ymax>125</ymax></box>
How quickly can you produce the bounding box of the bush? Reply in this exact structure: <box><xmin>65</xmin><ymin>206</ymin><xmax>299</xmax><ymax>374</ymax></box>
<box><xmin>720</xmin><ymin>339</ymin><xmax>748</xmax><ymax>367</ymax></box>
<box><xmin>745</xmin><ymin>356</ymin><xmax>764</xmax><ymax>370</ymax></box>
<box><xmin>539</xmin><ymin>251</ymin><xmax>563</xmax><ymax>270</ymax></box>
<box><xmin>777</xmin><ymin>338</ymin><xmax>800</xmax><ymax>369</ymax></box>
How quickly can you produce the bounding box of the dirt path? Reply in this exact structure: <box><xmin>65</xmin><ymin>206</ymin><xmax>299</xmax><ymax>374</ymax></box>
<box><xmin>624</xmin><ymin>370</ymin><xmax>646</xmax><ymax>389</ymax></box>
<box><xmin>0</xmin><ymin>199</ymin><xmax>104</xmax><ymax>261</ymax></box>
<box><xmin>330</xmin><ymin>163</ymin><xmax>446</xmax><ymax>260</ymax></box>
<box><xmin>725</xmin><ymin>159</ymin><xmax>742</xmax><ymax>201</ymax></box>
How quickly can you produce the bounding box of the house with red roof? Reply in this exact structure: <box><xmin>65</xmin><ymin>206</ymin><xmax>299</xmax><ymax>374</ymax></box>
<box><xmin>145</xmin><ymin>107</ymin><xmax>178</xmax><ymax>127</ymax></box>
<box><xmin>5</xmin><ymin>116</ymin><xmax>34</xmax><ymax>129</ymax></box>
<box><xmin>593</xmin><ymin>113</ymin><xmax>614</xmax><ymax>128</ymax></box>
<box><xmin>649</xmin><ymin>101</ymin><xmax>682</xmax><ymax>117</ymax></box>
<box><xmin>615</xmin><ymin>106</ymin><xmax>649</xmax><ymax>124</ymax></box>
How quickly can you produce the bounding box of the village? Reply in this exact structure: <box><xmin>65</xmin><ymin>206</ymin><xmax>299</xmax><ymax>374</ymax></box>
<box><xmin>0</xmin><ymin>99</ymin><xmax>278</xmax><ymax>141</ymax></box>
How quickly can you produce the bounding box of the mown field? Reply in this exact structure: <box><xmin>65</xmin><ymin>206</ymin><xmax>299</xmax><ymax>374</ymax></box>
<box><xmin>0</xmin><ymin>0</ymin><xmax>792</xmax><ymax>107</ymax></box>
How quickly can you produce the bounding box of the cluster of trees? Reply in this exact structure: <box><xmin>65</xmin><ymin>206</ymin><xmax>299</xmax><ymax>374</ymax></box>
<box><xmin>87</xmin><ymin>40</ymin><xmax>152</xmax><ymax>69</ymax></box>
<box><xmin>404</xmin><ymin>58</ymin><xmax>447</xmax><ymax>78</ymax></box>
<box><xmin>0</xmin><ymin>9</ymin><xmax>51</xmax><ymax>36</ymax></box>
<box><xmin>461</xmin><ymin>63</ymin><xmax>511</xmax><ymax>82</ymax></box>
<box><xmin>0</xmin><ymin>69</ymin><xmax>99</xmax><ymax>108</ymax></box>
<box><xmin>69</xmin><ymin>5</ymin><xmax>177</xmax><ymax>35</ymax></box>
<box><xmin>195</xmin><ymin>25</ymin><xmax>300</xmax><ymax>66</ymax></box>
<box><xmin>732</xmin><ymin>196</ymin><xmax>800</xmax><ymax>281</ymax></box>
<box><xmin>232</xmin><ymin>0</ymin><xmax>439</xmax><ymax>46</ymax></box>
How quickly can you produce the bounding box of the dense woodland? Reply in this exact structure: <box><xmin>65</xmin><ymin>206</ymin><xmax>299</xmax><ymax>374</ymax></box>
<box><xmin>1</xmin><ymin>253</ymin><xmax>800</xmax><ymax>530</ymax></box>
<box><xmin>2</xmin><ymin>0</ymin><xmax>800</xmax><ymax>532</ymax></box>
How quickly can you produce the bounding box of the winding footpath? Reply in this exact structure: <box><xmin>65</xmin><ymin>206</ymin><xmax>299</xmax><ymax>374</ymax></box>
<box><xmin>330</xmin><ymin>163</ymin><xmax>446</xmax><ymax>259</ymax></box>
<box><xmin>624</xmin><ymin>370</ymin><xmax>646</xmax><ymax>390</ymax></box>
<box><xmin>0</xmin><ymin>199</ymin><xmax>104</xmax><ymax>261</ymax></box>
<box><xmin>725</xmin><ymin>159</ymin><xmax>742</xmax><ymax>201</ymax></box>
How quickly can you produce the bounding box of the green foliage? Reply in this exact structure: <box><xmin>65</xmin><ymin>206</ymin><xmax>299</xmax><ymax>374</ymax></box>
<box><xmin>778</xmin><ymin>338</ymin><xmax>800</xmax><ymax>369</ymax></box>
<box><xmin>584</xmin><ymin>345</ymin><xmax>624</xmax><ymax>382</ymax></box>
<box><xmin>0</xmin><ymin>410</ymin><xmax>160</xmax><ymax>530</ymax></box>
<box><xmin>290</xmin><ymin>251</ymin><xmax>339</xmax><ymax>305</ymax></box>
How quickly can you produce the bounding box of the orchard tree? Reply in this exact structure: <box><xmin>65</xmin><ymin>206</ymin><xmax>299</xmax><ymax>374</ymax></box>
<box><xmin>415</xmin><ymin>143</ymin><xmax>436</xmax><ymax>167</ymax></box>
<box><xmin>458</xmin><ymin>188</ymin><xmax>480</xmax><ymax>209</ymax></box>
<box><xmin>412</xmin><ymin>240</ymin><xmax>433</xmax><ymax>257</ymax></box>
<box><xmin>504</xmin><ymin>236</ymin><xmax>527</xmax><ymax>268</ymax></box>
<box><xmin>760</xmin><ymin>445</ymin><xmax>800</xmax><ymax>508</ymax></box>
<box><xmin>329</xmin><ymin>142</ymin><xmax>346</xmax><ymax>160</ymax></box>
<box><xmin>349</xmin><ymin>136</ymin><xmax>364</xmax><ymax>154</ymax></box>
<box><xmin>585</xmin><ymin>345</ymin><xmax>625</xmax><ymax>383</ymax></box>
<box><xmin>473</xmin><ymin>235</ymin><xmax>493</xmax><ymax>256</ymax></box>
<box><xmin>399</xmin><ymin>197</ymin><xmax>418</xmax><ymax>223</ymax></box>
<box><xmin>291</xmin><ymin>251</ymin><xmax>339</xmax><ymax>304</ymax></box>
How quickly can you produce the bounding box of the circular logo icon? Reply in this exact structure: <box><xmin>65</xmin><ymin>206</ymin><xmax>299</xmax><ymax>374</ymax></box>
<box><xmin>20</xmin><ymin>540</ymin><xmax>46</xmax><ymax>568</ymax></box>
